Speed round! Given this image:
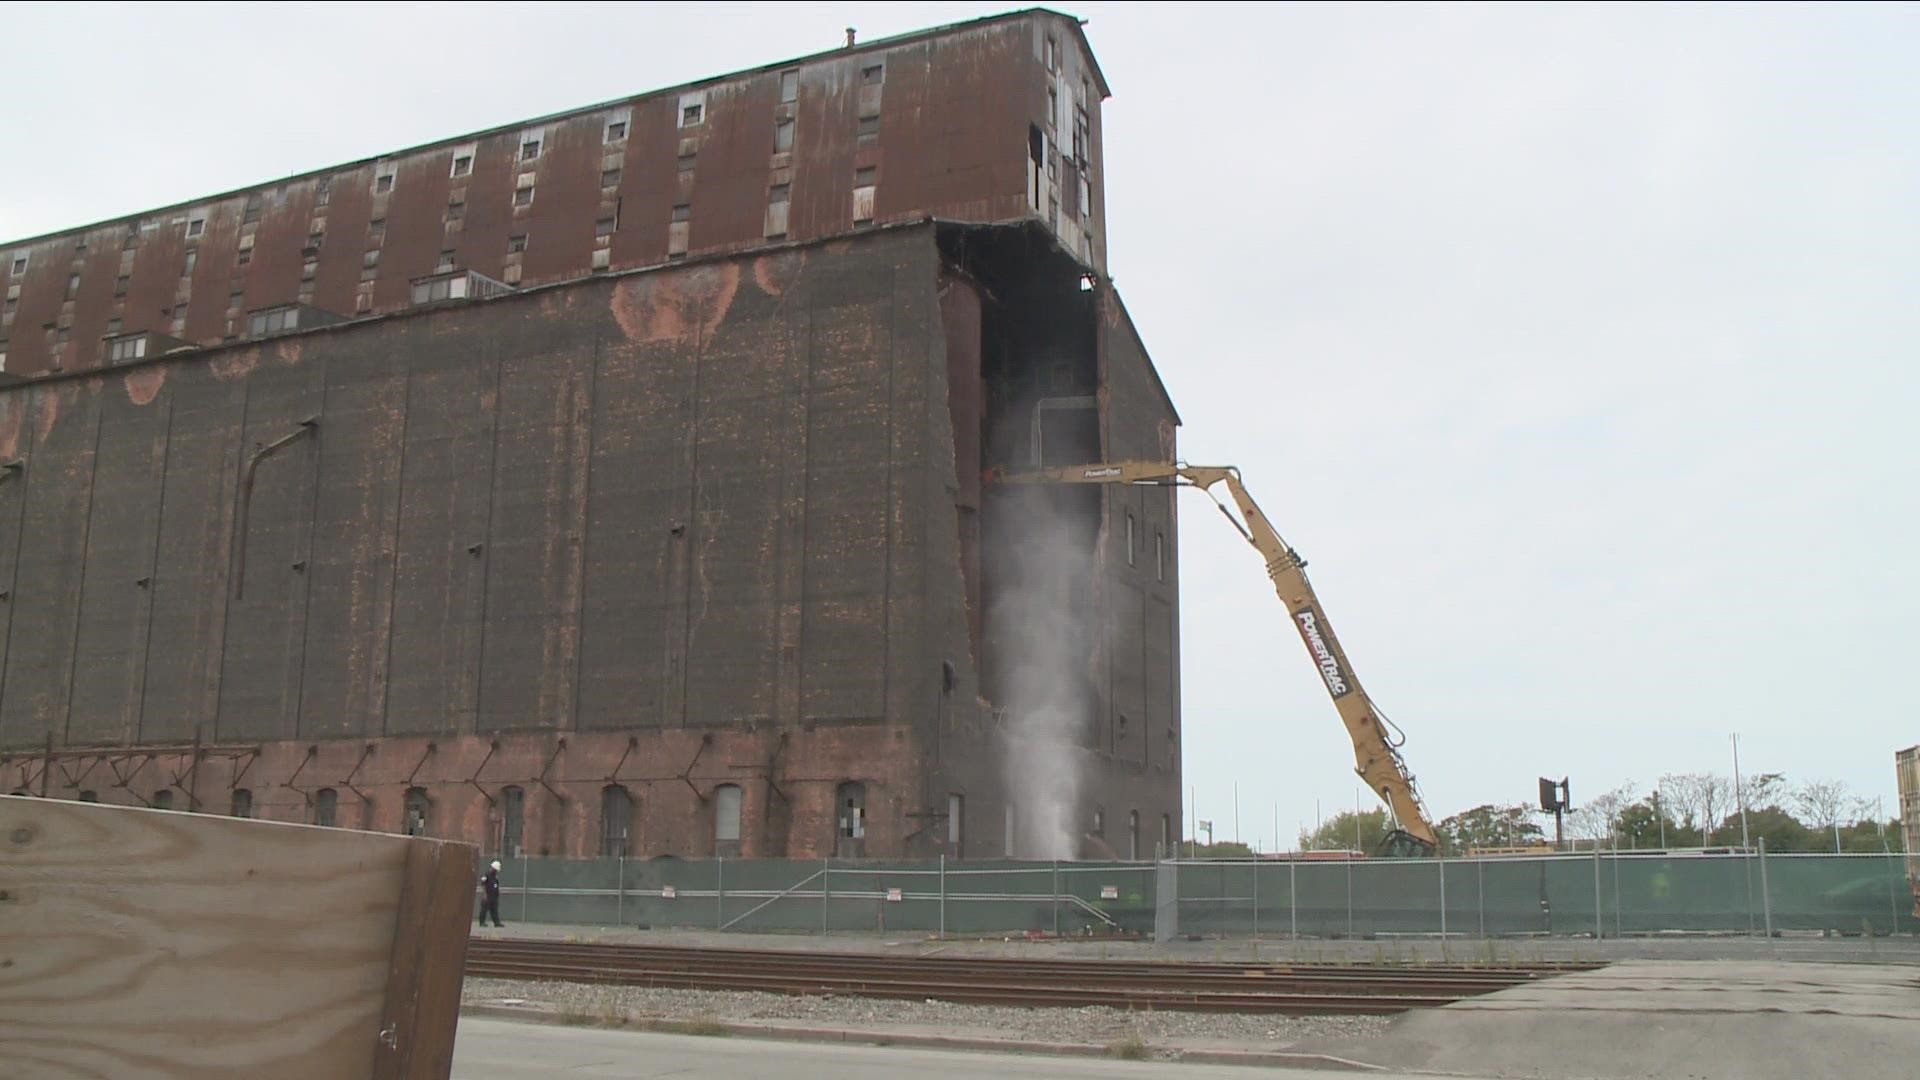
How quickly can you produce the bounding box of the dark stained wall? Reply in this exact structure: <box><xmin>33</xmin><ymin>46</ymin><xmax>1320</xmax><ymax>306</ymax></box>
<box><xmin>0</xmin><ymin>225</ymin><xmax>948</xmax><ymax>752</ymax></box>
<box><xmin>0</xmin><ymin>10</ymin><xmax>1107</xmax><ymax>379</ymax></box>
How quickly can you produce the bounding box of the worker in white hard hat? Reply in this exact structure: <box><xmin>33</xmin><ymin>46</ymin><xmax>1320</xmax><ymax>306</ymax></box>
<box><xmin>478</xmin><ymin>859</ymin><xmax>505</xmax><ymax>928</ymax></box>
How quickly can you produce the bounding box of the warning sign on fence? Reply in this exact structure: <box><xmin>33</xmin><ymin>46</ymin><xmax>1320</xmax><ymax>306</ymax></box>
<box><xmin>886</xmin><ymin>887</ymin><xmax>903</xmax><ymax>902</ymax></box>
<box><xmin>661</xmin><ymin>885</ymin><xmax>676</xmax><ymax>899</ymax></box>
<box><xmin>1101</xmin><ymin>885</ymin><xmax>1119</xmax><ymax>900</ymax></box>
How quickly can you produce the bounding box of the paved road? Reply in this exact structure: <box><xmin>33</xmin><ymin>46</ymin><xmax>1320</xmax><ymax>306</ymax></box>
<box><xmin>450</xmin><ymin>1018</ymin><xmax>1429</xmax><ymax>1079</ymax></box>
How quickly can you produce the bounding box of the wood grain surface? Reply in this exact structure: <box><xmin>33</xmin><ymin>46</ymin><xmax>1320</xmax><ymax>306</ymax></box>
<box><xmin>0</xmin><ymin>795</ymin><xmax>474</xmax><ymax>1079</ymax></box>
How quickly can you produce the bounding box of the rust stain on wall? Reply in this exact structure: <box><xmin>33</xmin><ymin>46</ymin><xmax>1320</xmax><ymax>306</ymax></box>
<box><xmin>122</xmin><ymin>367</ymin><xmax>167</xmax><ymax>407</ymax></box>
<box><xmin>211</xmin><ymin>347</ymin><xmax>262</xmax><ymax>382</ymax></box>
<box><xmin>752</xmin><ymin>250</ymin><xmax>806</xmax><ymax>298</ymax></box>
<box><xmin>609</xmin><ymin>262</ymin><xmax>740</xmax><ymax>343</ymax></box>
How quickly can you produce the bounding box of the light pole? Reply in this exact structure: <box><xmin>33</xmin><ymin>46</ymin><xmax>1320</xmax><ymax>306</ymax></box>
<box><xmin>1653</xmin><ymin>789</ymin><xmax>1667</xmax><ymax>849</ymax></box>
<box><xmin>1731</xmin><ymin>734</ymin><xmax>1752</xmax><ymax>850</ymax></box>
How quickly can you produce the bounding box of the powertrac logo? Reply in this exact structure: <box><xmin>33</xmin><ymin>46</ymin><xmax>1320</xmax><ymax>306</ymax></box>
<box><xmin>1293</xmin><ymin>609</ymin><xmax>1351</xmax><ymax>697</ymax></box>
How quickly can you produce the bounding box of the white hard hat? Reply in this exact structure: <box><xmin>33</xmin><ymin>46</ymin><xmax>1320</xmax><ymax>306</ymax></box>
<box><xmin>490</xmin><ymin>860</ymin><xmax>501</xmax><ymax>871</ymax></box>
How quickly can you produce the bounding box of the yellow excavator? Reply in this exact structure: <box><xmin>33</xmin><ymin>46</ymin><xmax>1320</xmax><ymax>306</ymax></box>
<box><xmin>987</xmin><ymin>461</ymin><xmax>1439</xmax><ymax>857</ymax></box>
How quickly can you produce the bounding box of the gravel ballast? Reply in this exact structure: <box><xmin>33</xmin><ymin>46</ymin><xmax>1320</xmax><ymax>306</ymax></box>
<box><xmin>462</xmin><ymin>976</ymin><xmax>1390</xmax><ymax>1050</ymax></box>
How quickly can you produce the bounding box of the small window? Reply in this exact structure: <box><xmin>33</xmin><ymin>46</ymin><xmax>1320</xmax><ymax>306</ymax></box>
<box><xmin>446</xmin><ymin>199</ymin><xmax>465</xmax><ymax>220</ymax></box>
<box><xmin>677</xmin><ymin>152</ymin><xmax>696</xmax><ymax>175</ymax></box>
<box><xmin>605</xmin><ymin>119</ymin><xmax>627</xmax><ymax>143</ymax></box>
<box><xmin>514</xmin><ymin>185</ymin><xmax>534</xmax><ymax>207</ymax></box>
<box><xmin>436</xmin><ymin>250</ymin><xmax>455</xmax><ymax>272</ymax></box>
<box><xmin>8</xmin><ymin>256</ymin><xmax>24</xmax><ymax>275</ymax></box>
<box><xmin>857</xmin><ymin>115</ymin><xmax>879</xmax><ymax>138</ymax></box>
<box><xmin>1155</xmin><ymin>532</ymin><xmax>1165</xmax><ymax>582</ymax></box>
<box><xmin>947</xmin><ymin>793</ymin><xmax>965</xmax><ymax>855</ymax></box>
<box><xmin>1125</xmin><ymin>510</ymin><xmax>1137</xmax><ymax>566</ymax></box>
<box><xmin>403</xmin><ymin>787</ymin><xmax>430</xmax><ymax>836</ymax></box>
<box><xmin>66</xmin><ymin>273</ymin><xmax>81</xmax><ymax>298</ymax></box>
<box><xmin>107</xmin><ymin>335</ymin><xmax>148</xmax><ymax>363</ymax></box>
<box><xmin>243</xmin><ymin>194</ymin><xmax>262</xmax><ymax>224</ymax></box>
<box><xmin>855</xmin><ymin>166</ymin><xmax>876</xmax><ymax>186</ymax></box>
<box><xmin>124</xmin><ymin>228</ymin><xmax>139</xmax><ymax>250</ymax></box>
<box><xmin>248</xmin><ymin>305</ymin><xmax>301</xmax><ymax>337</ymax></box>
<box><xmin>306</xmin><ymin>231</ymin><xmax>325</xmax><ymax>250</ymax></box>
<box><xmin>773</xmin><ymin>118</ymin><xmax>794</xmax><ymax>152</ymax></box>
<box><xmin>713</xmin><ymin>783</ymin><xmax>742</xmax><ymax>855</ymax></box>
<box><xmin>520</xmin><ymin>137</ymin><xmax>541</xmax><ymax>161</ymax></box>
<box><xmin>182</xmin><ymin>250</ymin><xmax>197</xmax><ymax>274</ymax></box>
<box><xmin>105</xmin><ymin>317</ymin><xmax>121</xmax><ymax>334</ymax></box>
<box><xmin>1129</xmin><ymin>810</ymin><xmax>1140</xmax><ymax>860</ymax></box>
<box><xmin>779</xmin><ymin>69</ymin><xmax>798</xmax><ymax>103</ymax></box>
<box><xmin>600</xmin><ymin>168</ymin><xmax>621</xmax><ymax>189</ymax></box>
<box><xmin>671</xmin><ymin>204</ymin><xmax>690</xmax><ymax>223</ymax></box>
<box><xmin>595</xmin><ymin>216</ymin><xmax>616</xmax><ymax>238</ymax></box>
<box><xmin>507</xmin><ymin>234</ymin><xmax>528</xmax><ymax>254</ymax></box>
<box><xmin>228</xmin><ymin>291</ymin><xmax>245</xmax><ymax>308</ymax></box>
<box><xmin>368</xmin><ymin>218</ymin><xmax>386</xmax><ymax>243</ymax></box>
<box><xmin>1044</xmin><ymin>36</ymin><xmax>1056</xmax><ymax>71</ymax></box>
<box><xmin>314</xmin><ymin>787</ymin><xmax>338</xmax><ymax>828</ymax></box>
<box><xmin>316</xmin><ymin>177</ymin><xmax>332</xmax><ymax>206</ymax></box>
<box><xmin>768</xmin><ymin>183</ymin><xmax>790</xmax><ymax>205</ymax></box>
<box><xmin>499</xmin><ymin>785</ymin><xmax>524</xmax><ymax>856</ymax></box>
<box><xmin>682</xmin><ymin>102</ymin><xmax>704</xmax><ymax>126</ymax></box>
<box><xmin>835</xmin><ymin>781</ymin><xmax>867</xmax><ymax>857</ymax></box>
<box><xmin>1092</xmin><ymin>807</ymin><xmax>1105</xmax><ymax>836</ymax></box>
<box><xmin>451</xmin><ymin>154</ymin><xmax>473</xmax><ymax>177</ymax></box>
<box><xmin>363</xmin><ymin>249</ymin><xmax>380</xmax><ymax>268</ymax></box>
<box><xmin>113</xmin><ymin>275</ymin><xmax>129</xmax><ymax>296</ymax></box>
<box><xmin>231</xmin><ymin>789</ymin><xmax>252</xmax><ymax>818</ymax></box>
<box><xmin>601</xmin><ymin>785</ymin><xmax>633</xmax><ymax>857</ymax></box>
<box><xmin>186</xmin><ymin>217</ymin><xmax>205</xmax><ymax>238</ymax></box>
<box><xmin>862</xmin><ymin>63</ymin><xmax>884</xmax><ymax>85</ymax></box>
<box><xmin>238</xmin><ymin>249</ymin><xmax>253</xmax><ymax>266</ymax></box>
<box><xmin>375</xmin><ymin>173</ymin><xmax>394</xmax><ymax>194</ymax></box>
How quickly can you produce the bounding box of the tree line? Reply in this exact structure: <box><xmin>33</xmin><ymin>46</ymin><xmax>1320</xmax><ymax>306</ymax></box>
<box><xmin>1292</xmin><ymin>773</ymin><xmax>1905</xmax><ymax>856</ymax></box>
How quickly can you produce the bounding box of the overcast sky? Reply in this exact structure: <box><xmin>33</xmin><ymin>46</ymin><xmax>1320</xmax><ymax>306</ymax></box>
<box><xmin>5</xmin><ymin>3</ymin><xmax>1915</xmax><ymax>848</ymax></box>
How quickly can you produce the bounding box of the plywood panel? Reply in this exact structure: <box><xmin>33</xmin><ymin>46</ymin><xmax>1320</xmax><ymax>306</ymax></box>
<box><xmin>0</xmin><ymin>795</ymin><xmax>471</xmax><ymax>1079</ymax></box>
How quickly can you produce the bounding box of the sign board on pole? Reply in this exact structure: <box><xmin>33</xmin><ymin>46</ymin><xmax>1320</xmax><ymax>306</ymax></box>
<box><xmin>1100</xmin><ymin>885</ymin><xmax>1119</xmax><ymax>900</ymax></box>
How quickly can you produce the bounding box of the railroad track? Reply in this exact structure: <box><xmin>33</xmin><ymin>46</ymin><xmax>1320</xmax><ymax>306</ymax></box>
<box><xmin>466</xmin><ymin>939</ymin><xmax>1599</xmax><ymax>1015</ymax></box>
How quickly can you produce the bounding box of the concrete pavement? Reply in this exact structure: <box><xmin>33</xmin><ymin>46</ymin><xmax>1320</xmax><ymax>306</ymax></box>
<box><xmin>451</xmin><ymin>1017</ymin><xmax>1427</xmax><ymax>1078</ymax></box>
<box><xmin>1307</xmin><ymin>960</ymin><xmax>1920</xmax><ymax>1079</ymax></box>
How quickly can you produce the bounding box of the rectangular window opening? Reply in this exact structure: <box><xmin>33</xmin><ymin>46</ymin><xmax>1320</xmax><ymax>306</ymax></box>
<box><xmin>186</xmin><ymin>218</ymin><xmax>205</xmax><ymax>239</ymax></box>
<box><xmin>507</xmin><ymin>234</ymin><xmax>528</xmax><ymax>254</ymax></box>
<box><xmin>671</xmin><ymin>204</ymin><xmax>690</xmax><ymax>223</ymax></box>
<box><xmin>451</xmin><ymin>154</ymin><xmax>472</xmax><ymax>177</ymax></box>
<box><xmin>605</xmin><ymin>119</ymin><xmax>627</xmax><ymax>142</ymax></box>
<box><xmin>375</xmin><ymin>173</ymin><xmax>394</xmax><ymax>194</ymax></box>
<box><xmin>773</xmin><ymin>118</ymin><xmax>795</xmax><ymax>153</ymax></box>
<box><xmin>514</xmin><ymin>186</ymin><xmax>534</xmax><ymax>207</ymax></box>
<box><xmin>862</xmin><ymin>63</ymin><xmax>883</xmax><ymax>84</ymax></box>
<box><xmin>601</xmin><ymin>168</ymin><xmax>621</xmax><ymax>189</ymax></box>
<box><xmin>595</xmin><ymin>216</ymin><xmax>616</xmax><ymax>238</ymax></box>
<box><xmin>779</xmin><ymin>69</ymin><xmax>798</xmax><ymax>103</ymax></box>
<box><xmin>682</xmin><ymin>103</ymin><xmax>704</xmax><ymax>126</ymax></box>
<box><xmin>520</xmin><ymin>137</ymin><xmax>542</xmax><ymax>161</ymax></box>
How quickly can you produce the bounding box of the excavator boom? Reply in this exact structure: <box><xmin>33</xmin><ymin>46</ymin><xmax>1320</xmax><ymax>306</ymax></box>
<box><xmin>988</xmin><ymin>461</ymin><xmax>1438</xmax><ymax>855</ymax></box>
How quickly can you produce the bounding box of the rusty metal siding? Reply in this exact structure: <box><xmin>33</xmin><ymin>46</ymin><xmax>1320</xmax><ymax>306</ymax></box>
<box><xmin>64</xmin><ymin>377</ymin><xmax>171</xmax><ymax>745</ymax></box>
<box><xmin>0</xmin><ymin>226</ymin><xmax>949</xmax><ymax>755</ymax></box>
<box><xmin>213</xmin><ymin>352</ymin><xmax>324</xmax><ymax>742</ymax></box>
<box><xmin>296</xmin><ymin>344</ymin><xmax>407</xmax><ymax>741</ymax></box>
<box><xmin>139</xmin><ymin>363</ymin><xmax>245</xmax><ymax>743</ymax></box>
<box><xmin>383</xmin><ymin>333</ymin><xmax>495</xmax><ymax>737</ymax></box>
<box><xmin>2</xmin><ymin>10</ymin><xmax>1102</xmax><ymax>382</ymax></box>
<box><xmin>0</xmin><ymin>381</ymin><xmax>102</xmax><ymax>744</ymax></box>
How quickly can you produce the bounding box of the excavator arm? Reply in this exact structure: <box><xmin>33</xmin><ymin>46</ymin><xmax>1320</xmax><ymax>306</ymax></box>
<box><xmin>987</xmin><ymin>461</ymin><xmax>1439</xmax><ymax>856</ymax></box>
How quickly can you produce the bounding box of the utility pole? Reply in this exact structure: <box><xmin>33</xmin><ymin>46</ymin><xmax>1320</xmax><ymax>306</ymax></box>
<box><xmin>1731</xmin><ymin>733</ymin><xmax>1752</xmax><ymax>850</ymax></box>
<box><xmin>1234</xmin><ymin>782</ymin><xmax>1241</xmax><ymax>848</ymax></box>
<box><xmin>1653</xmin><ymin>789</ymin><xmax>1667</xmax><ymax>849</ymax></box>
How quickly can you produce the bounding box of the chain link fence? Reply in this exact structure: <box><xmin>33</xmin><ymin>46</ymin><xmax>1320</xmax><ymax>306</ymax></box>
<box><xmin>480</xmin><ymin>850</ymin><xmax>1916</xmax><ymax>939</ymax></box>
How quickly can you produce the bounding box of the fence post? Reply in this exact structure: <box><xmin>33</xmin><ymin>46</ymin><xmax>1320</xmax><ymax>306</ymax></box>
<box><xmin>1592</xmin><ymin>847</ymin><xmax>1603</xmax><ymax>941</ymax></box>
<box><xmin>1288</xmin><ymin>857</ymin><xmax>1297</xmax><ymax>939</ymax></box>
<box><xmin>1438</xmin><ymin>855</ymin><xmax>1447</xmax><ymax>939</ymax></box>
<box><xmin>1345</xmin><ymin>856</ymin><xmax>1354</xmax><ymax>938</ymax></box>
<box><xmin>1477</xmin><ymin>856</ymin><xmax>1486</xmax><ymax>938</ymax></box>
<box><xmin>938</xmin><ymin>854</ymin><xmax>946</xmax><ymax>939</ymax></box>
<box><xmin>821</xmin><ymin>858</ymin><xmax>831</xmax><ymax>936</ymax></box>
<box><xmin>1892</xmin><ymin>850</ymin><xmax>1904</xmax><ymax>936</ymax></box>
<box><xmin>1051</xmin><ymin>860</ymin><xmax>1060</xmax><ymax>937</ymax></box>
<box><xmin>1757</xmin><ymin>839</ymin><xmax>1773</xmax><ymax>939</ymax></box>
<box><xmin>521</xmin><ymin>855</ymin><xmax>530</xmax><ymax>924</ymax></box>
<box><xmin>616</xmin><ymin>854</ymin><xmax>625</xmax><ymax>927</ymax></box>
<box><xmin>1252</xmin><ymin>860</ymin><xmax>1260</xmax><ymax>941</ymax></box>
<box><xmin>716</xmin><ymin>855</ymin><xmax>725</xmax><ymax>929</ymax></box>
